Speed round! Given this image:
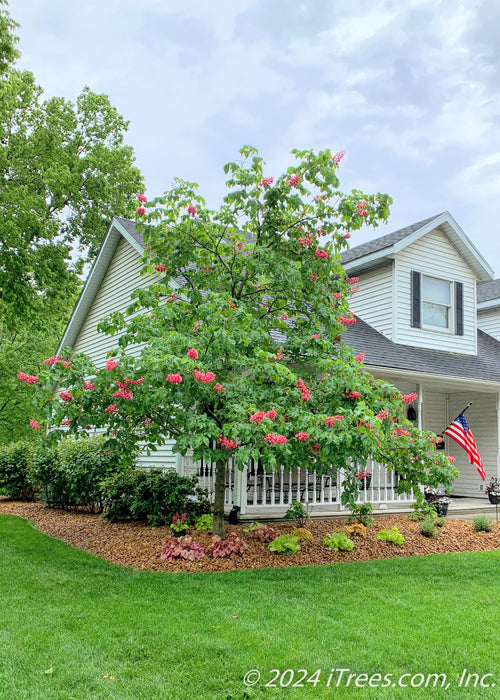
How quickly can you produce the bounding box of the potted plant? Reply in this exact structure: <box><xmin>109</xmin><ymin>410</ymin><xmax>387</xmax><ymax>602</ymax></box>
<box><xmin>423</xmin><ymin>486</ymin><xmax>451</xmax><ymax>517</ymax></box>
<box><xmin>486</xmin><ymin>477</ymin><xmax>500</xmax><ymax>505</ymax></box>
<box><xmin>356</xmin><ymin>470</ymin><xmax>372</xmax><ymax>490</ymax></box>
<box><xmin>170</xmin><ymin>512</ymin><xmax>188</xmax><ymax>537</ymax></box>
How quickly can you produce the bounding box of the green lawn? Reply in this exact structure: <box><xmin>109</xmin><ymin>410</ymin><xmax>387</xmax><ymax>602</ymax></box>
<box><xmin>1</xmin><ymin>514</ymin><xmax>499</xmax><ymax>699</ymax></box>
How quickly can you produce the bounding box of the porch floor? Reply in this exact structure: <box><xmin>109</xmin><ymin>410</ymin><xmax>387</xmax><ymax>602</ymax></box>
<box><xmin>232</xmin><ymin>497</ymin><xmax>498</xmax><ymax>522</ymax></box>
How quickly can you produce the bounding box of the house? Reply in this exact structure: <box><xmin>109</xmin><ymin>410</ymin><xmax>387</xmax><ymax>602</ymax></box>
<box><xmin>59</xmin><ymin>212</ymin><xmax>500</xmax><ymax>517</ymax></box>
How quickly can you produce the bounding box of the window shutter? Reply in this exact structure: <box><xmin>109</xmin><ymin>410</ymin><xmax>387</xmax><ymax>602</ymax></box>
<box><xmin>410</xmin><ymin>271</ymin><xmax>421</xmax><ymax>328</ymax></box>
<box><xmin>455</xmin><ymin>281</ymin><xmax>464</xmax><ymax>335</ymax></box>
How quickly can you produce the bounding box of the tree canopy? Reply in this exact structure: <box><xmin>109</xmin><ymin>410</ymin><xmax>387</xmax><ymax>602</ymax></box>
<box><xmin>0</xmin><ymin>1</ymin><xmax>144</xmax><ymax>442</ymax></box>
<box><xmin>25</xmin><ymin>146</ymin><xmax>458</xmax><ymax>536</ymax></box>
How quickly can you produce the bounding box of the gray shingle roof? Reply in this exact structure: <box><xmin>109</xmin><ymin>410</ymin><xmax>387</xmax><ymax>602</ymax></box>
<box><xmin>477</xmin><ymin>279</ymin><xmax>500</xmax><ymax>303</ymax></box>
<box><xmin>343</xmin><ymin>316</ymin><xmax>500</xmax><ymax>382</ymax></box>
<box><xmin>340</xmin><ymin>213</ymin><xmax>445</xmax><ymax>264</ymax></box>
<box><xmin>115</xmin><ymin>216</ymin><xmax>145</xmax><ymax>247</ymax></box>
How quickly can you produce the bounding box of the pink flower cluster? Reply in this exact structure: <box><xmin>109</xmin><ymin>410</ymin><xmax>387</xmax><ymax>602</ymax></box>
<box><xmin>214</xmin><ymin>383</ymin><xmax>225</xmax><ymax>393</ymax></box>
<box><xmin>259</xmin><ymin>176</ymin><xmax>274</xmax><ymax>188</ymax></box>
<box><xmin>394</xmin><ymin>428</ymin><xmax>409</xmax><ymax>437</ymax></box>
<box><xmin>194</xmin><ymin>370</ymin><xmax>216</xmax><ymax>383</ymax></box>
<box><xmin>346</xmin><ymin>277</ymin><xmax>359</xmax><ymax>285</ymax></box>
<box><xmin>376</xmin><ymin>409</ymin><xmax>389</xmax><ymax>419</ymax></box>
<box><xmin>60</xmin><ymin>419</ymin><xmax>72</xmax><ymax>426</ymax></box>
<box><xmin>346</xmin><ymin>391</ymin><xmax>361</xmax><ymax>399</ymax></box>
<box><xmin>218</xmin><ymin>435</ymin><xmax>238</xmax><ymax>450</ymax></box>
<box><xmin>356</xmin><ymin>200</ymin><xmax>368</xmax><ymax>216</ymax></box>
<box><xmin>296</xmin><ymin>378</ymin><xmax>311</xmax><ymax>402</ymax></box>
<box><xmin>325</xmin><ymin>415</ymin><xmax>344</xmax><ymax>426</ymax></box>
<box><xmin>105</xmin><ymin>358</ymin><xmax>117</xmax><ymax>371</ymax></box>
<box><xmin>264</xmin><ymin>433</ymin><xmax>287</xmax><ymax>445</ymax></box>
<box><xmin>310</xmin><ymin>274</ymin><xmax>318</xmax><ymax>282</ymax></box>
<box><xmin>295</xmin><ymin>431</ymin><xmax>308</xmax><ymax>442</ymax></box>
<box><xmin>447</xmin><ymin>456</ymin><xmax>456</xmax><ymax>463</ymax></box>
<box><xmin>83</xmin><ymin>381</ymin><xmax>96</xmax><ymax>390</ymax></box>
<box><xmin>30</xmin><ymin>419</ymin><xmax>42</xmax><ymax>429</ymax></box>
<box><xmin>332</xmin><ymin>292</ymin><xmax>342</xmax><ymax>299</ymax></box>
<box><xmin>59</xmin><ymin>392</ymin><xmax>73</xmax><ymax>402</ymax></box>
<box><xmin>105</xmin><ymin>404</ymin><xmax>118</xmax><ymax>414</ymax></box>
<box><xmin>279</xmin><ymin>313</ymin><xmax>289</xmax><ymax>320</ymax></box>
<box><xmin>331</xmin><ymin>151</ymin><xmax>345</xmax><ymax>164</ymax></box>
<box><xmin>136</xmin><ymin>206</ymin><xmax>146</xmax><ymax>216</ymax></box>
<box><xmin>112</xmin><ymin>388</ymin><xmax>132</xmax><ymax>400</ymax></box>
<box><xmin>354</xmin><ymin>352</ymin><xmax>365</xmax><ymax>363</ymax></box>
<box><xmin>312</xmin><ymin>333</ymin><xmax>321</xmax><ymax>339</ymax></box>
<box><xmin>187</xmin><ymin>348</ymin><xmax>198</xmax><ymax>359</ymax></box>
<box><xmin>124</xmin><ymin>377</ymin><xmax>144</xmax><ymax>385</ymax></box>
<box><xmin>286</xmin><ymin>173</ymin><xmax>300</xmax><ymax>187</ymax></box>
<box><xmin>299</xmin><ymin>236</ymin><xmax>314</xmax><ymax>247</ymax></box>
<box><xmin>343</xmin><ymin>232</ymin><xmax>351</xmax><ymax>239</ymax></box>
<box><xmin>276</xmin><ymin>347</ymin><xmax>283</xmax><ymax>361</ymax></box>
<box><xmin>315</xmin><ymin>248</ymin><xmax>328</xmax><ymax>259</ymax></box>
<box><xmin>187</xmin><ymin>204</ymin><xmax>198</xmax><ymax>216</ymax></box>
<box><xmin>338</xmin><ymin>315</ymin><xmax>356</xmax><ymax>326</ymax></box>
<box><xmin>43</xmin><ymin>355</ymin><xmax>71</xmax><ymax>368</ymax></box>
<box><xmin>155</xmin><ymin>264</ymin><xmax>166</xmax><ymax>273</ymax></box>
<box><xmin>166</xmin><ymin>374</ymin><xmax>183</xmax><ymax>384</ymax></box>
<box><xmin>17</xmin><ymin>372</ymin><xmax>38</xmax><ymax>385</ymax></box>
<box><xmin>402</xmin><ymin>393</ymin><xmax>418</xmax><ymax>404</ymax></box>
<box><xmin>137</xmin><ymin>193</ymin><xmax>147</xmax><ymax>203</ymax></box>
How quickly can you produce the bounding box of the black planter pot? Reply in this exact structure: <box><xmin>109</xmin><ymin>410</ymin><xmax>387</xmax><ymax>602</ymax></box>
<box><xmin>359</xmin><ymin>475</ymin><xmax>372</xmax><ymax>491</ymax></box>
<box><xmin>172</xmin><ymin>530</ymin><xmax>188</xmax><ymax>538</ymax></box>
<box><xmin>488</xmin><ymin>494</ymin><xmax>500</xmax><ymax>505</ymax></box>
<box><xmin>434</xmin><ymin>502</ymin><xmax>449</xmax><ymax>517</ymax></box>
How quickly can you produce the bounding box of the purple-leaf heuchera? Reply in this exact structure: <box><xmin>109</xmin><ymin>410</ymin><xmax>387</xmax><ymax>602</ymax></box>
<box><xmin>22</xmin><ymin>147</ymin><xmax>458</xmax><ymax>538</ymax></box>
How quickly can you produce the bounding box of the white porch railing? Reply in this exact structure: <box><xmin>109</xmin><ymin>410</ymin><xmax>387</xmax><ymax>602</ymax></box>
<box><xmin>180</xmin><ymin>454</ymin><xmax>414</xmax><ymax>514</ymax></box>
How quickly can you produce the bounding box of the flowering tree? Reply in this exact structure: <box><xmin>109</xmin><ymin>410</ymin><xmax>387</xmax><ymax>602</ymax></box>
<box><xmin>23</xmin><ymin>146</ymin><xmax>458</xmax><ymax>537</ymax></box>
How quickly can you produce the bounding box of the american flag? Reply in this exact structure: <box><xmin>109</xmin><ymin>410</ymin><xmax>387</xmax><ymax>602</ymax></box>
<box><xmin>443</xmin><ymin>412</ymin><xmax>485</xmax><ymax>480</ymax></box>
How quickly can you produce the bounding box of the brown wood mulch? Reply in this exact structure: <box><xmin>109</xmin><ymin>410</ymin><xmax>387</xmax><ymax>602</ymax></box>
<box><xmin>1</xmin><ymin>500</ymin><xmax>499</xmax><ymax>574</ymax></box>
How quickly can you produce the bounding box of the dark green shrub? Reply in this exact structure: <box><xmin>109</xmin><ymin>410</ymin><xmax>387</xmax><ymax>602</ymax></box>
<box><xmin>100</xmin><ymin>468</ymin><xmax>211</xmax><ymax>526</ymax></box>
<box><xmin>0</xmin><ymin>440</ymin><xmax>38</xmax><ymax>500</ymax></box>
<box><xmin>32</xmin><ymin>436</ymin><xmax>131</xmax><ymax>512</ymax></box>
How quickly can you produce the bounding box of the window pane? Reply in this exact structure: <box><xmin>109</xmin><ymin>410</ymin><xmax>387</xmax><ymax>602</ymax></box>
<box><xmin>423</xmin><ymin>302</ymin><xmax>448</xmax><ymax>328</ymax></box>
<box><xmin>423</xmin><ymin>277</ymin><xmax>450</xmax><ymax>305</ymax></box>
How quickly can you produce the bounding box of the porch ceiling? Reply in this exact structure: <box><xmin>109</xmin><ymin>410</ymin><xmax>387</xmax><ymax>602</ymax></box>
<box><xmin>368</xmin><ymin>366</ymin><xmax>500</xmax><ymax>394</ymax></box>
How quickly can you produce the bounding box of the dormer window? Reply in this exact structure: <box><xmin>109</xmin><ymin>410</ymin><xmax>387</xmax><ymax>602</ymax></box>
<box><xmin>411</xmin><ymin>271</ymin><xmax>464</xmax><ymax>335</ymax></box>
<box><xmin>422</xmin><ymin>276</ymin><xmax>451</xmax><ymax>329</ymax></box>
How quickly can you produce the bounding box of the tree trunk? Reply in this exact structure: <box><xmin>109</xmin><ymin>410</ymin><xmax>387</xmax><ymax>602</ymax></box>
<box><xmin>213</xmin><ymin>458</ymin><xmax>227</xmax><ymax>539</ymax></box>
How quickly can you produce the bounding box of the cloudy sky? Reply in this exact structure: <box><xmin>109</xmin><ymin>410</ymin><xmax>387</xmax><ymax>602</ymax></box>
<box><xmin>12</xmin><ymin>0</ymin><xmax>500</xmax><ymax>276</ymax></box>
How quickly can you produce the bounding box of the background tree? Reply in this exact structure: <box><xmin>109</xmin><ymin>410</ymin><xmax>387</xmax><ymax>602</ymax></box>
<box><xmin>27</xmin><ymin>146</ymin><xmax>458</xmax><ymax>536</ymax></box>
<box><xmin>0</xmin><ymin>1</ymin><xmax>144</xmax><ymax>441</ymax></box>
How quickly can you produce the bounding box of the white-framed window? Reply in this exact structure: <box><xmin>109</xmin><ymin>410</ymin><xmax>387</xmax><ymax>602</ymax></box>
<box><xmin>421</xmin><ymin>276</ymin><xmax>453</xmax><ymax>330</ymax></box>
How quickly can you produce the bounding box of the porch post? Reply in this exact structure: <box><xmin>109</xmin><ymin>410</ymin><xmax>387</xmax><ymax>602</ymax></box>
<box><xmin>417</xmin><ymin>383</ymin><xmax>423</xmax><ymax>431</ymax></box>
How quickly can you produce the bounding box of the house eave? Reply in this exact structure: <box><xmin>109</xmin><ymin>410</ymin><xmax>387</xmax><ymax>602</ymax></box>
<box><xmin>478</xmin><ymin>299</ymin><xmax>500</xmax><ymax>311</ymax></box>
<box><xmin>366</xmin><ymin>364</ymin><xmax>500</xmax><ymax>393</ymax></box>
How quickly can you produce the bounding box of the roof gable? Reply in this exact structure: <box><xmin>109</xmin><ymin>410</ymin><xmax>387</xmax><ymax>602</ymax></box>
<box><xmin>342</xmin><ymin>212</ymin><xmax>494</xmax><ymax>281</ymax></box>
<box><xmin>58</xmin><ymin>217</ymin><xmax>144</xmax><ymax>353</ymax></box>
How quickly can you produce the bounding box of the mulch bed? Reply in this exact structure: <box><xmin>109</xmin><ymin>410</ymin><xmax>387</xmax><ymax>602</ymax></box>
<box><xmin>1</xmin><ymin>500</ymin><xmax>499</xmax><ymax>574</ymax></box>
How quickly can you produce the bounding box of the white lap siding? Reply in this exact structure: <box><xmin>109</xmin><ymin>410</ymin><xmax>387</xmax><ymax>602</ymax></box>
<box><xmin>348</xmin><ymin>262</ymin><xmax>394</xmax><ymax>339</ymax></box>
<box><xmin>71</xmin><ymin>236</ymin><xmax>177</xmax><ymax>470</ymax></box>
<box><xmin>478</xmin><ymin>308</ymin><xmax>500</xmax><ymax>342</ymax></box>
<box><xmin>395</xmin><ymin>229</ymin><xmax>477</xmax><ymax>355</ymax></box>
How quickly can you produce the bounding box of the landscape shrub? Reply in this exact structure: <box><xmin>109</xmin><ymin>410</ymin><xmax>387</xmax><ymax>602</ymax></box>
<box><xmin>32</xmin><ymin>436</ymin><xmax>129</xmax><ymax>512</ymax></box>
<box><xmin>376</xmin><ymin>526</ymin><xmax>405</xmax><ymax>545</ymax></box>
<box><xmin>101</xmin><ymin>468</ymin><xmax>211</xmax><ymax>525</ymax></box>
<box><xmin>0</xmin><ymin>440</ymin><xmax>38</xmax><ymax>500</ymax></box>
<box><xmin>195</xmin><ymin>513</ymin><xmax>214</xmax><ymax>531</ymax></box>
<box><xmin>345</xmin><ymin>522</ymin><xmax>367</xmax><ymax>538</ymax></box>
<box><xmin>472</xmin><ymin>515</ymin><xmax>494</xmax><ymax>533</ymax></box>
<box><xmin>323</xmin><ymin>532</ymin><xmax>355</xmax><ymax>551</ymax></box>
<box><xmin>419</xmin><ymin>518</ymin><xmax>437</xmax><ymax>538</ymax></box>
<box><xmin>268</xmin><ymin>534</ymin><xmax>301</xmax><ymax>555</ymax></box>
<box><xmin>291</xmin><ymin>527</ymin><xmax>313</xmax><ymax>542</ymax></box>
<box><xmin>283</xmin><ymin>500</ymin><xmax>312</xmax><ymax>527</ymax></box>
<box><xmin>348</xmin><ymin>502</ymin><xmax>374</xmax><ymax>527</ymax></box>
<box><xmin>210</xmin><ymin>531</ymin><xmax>248</xmax><ymax>558</ymax></box>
